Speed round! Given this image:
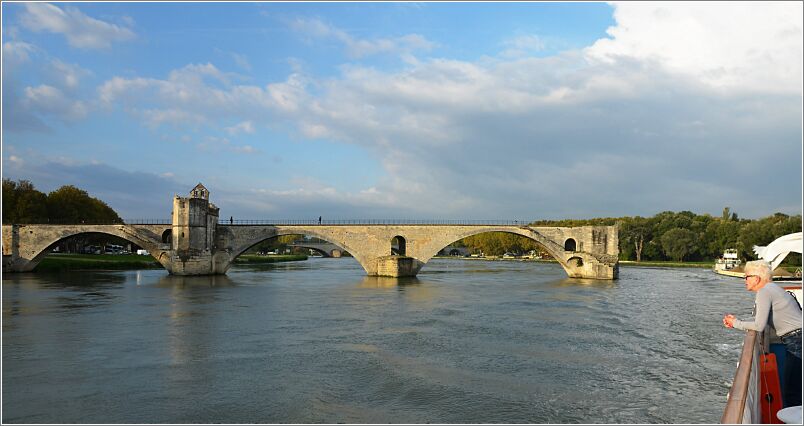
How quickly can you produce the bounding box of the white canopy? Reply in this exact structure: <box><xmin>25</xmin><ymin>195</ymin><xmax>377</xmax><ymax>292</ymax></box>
<box><xmin>753</xmin><ymin>232</ymin><xmax>803</xmax><ymax>271</ymax></box>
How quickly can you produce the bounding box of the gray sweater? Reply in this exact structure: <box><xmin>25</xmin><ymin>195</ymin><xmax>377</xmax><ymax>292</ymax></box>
<box><xmin>733</xmin><ymin>282</ymin><xmax>802</xmax><ymax>336</ymax></box>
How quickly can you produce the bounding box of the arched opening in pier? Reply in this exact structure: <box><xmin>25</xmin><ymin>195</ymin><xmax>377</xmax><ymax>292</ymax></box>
<box><xmin>162</xmin><ymin>229</ymin><xmax>172</xmax><ymax>245</ymax></box>
<box><xmin>391</xmin><ymin>236</ymin><xmax>406</xmax><ymax>256</ymax></box>
<box><xmin>564</xmin><ymin>238</ymin><xmax>577</xmax><ymax>252</ymax></box>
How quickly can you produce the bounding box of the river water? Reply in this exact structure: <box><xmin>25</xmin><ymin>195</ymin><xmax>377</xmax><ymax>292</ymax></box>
<box><xmin>2</xmin><ymin>258</ymin><xmax>754</xmax><ymax>423</ymax></box>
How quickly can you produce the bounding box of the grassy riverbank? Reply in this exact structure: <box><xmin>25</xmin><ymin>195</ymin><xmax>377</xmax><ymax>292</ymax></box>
<box><xmin>35</xmin><ymin>253</ymin><xmax>163</xmax><ymax>271</ymax></box>
<box><xmin>33</xmin><ymin>253</ymin><xmax>308</xmax><ymax>271</ymax></box>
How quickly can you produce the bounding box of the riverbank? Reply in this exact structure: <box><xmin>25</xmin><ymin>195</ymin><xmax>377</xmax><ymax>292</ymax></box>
<box><xmin>436</xmin><ymin>256</ymin><xmax>799</xmax><ymax>273</ymax></box>
<box><xmin>33</xmin><ymin>253</ymin><xmax>308</xmax><ymax>271</ymax></box>
<box><xmin>435</xmin><ymin>256</ymin><xmax>711</xmax><ymax>268</ymax></box>
<box><xmin>35</xmin><ymin>253</ymin><xmax>163</xmax><ymax>271</ymax></box>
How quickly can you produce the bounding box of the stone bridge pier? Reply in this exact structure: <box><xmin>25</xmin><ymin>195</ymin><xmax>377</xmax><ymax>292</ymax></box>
<box><xmin>2</xmin><ymin>184</ymin><xmax>618</xmax><ymax>280</ymax></box>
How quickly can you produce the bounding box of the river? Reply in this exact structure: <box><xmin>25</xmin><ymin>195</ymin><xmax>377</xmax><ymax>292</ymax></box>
<box><xmin>2</xmin><ymin>258</ymin><xmax>754</xmax><ymax>423</ymax></box>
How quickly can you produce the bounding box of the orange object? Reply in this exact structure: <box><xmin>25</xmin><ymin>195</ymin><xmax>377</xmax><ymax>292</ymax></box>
<box><xmin>760</xmin><ymin>353</ymin><xmax>783</xmax><ymax>424</ymax></box>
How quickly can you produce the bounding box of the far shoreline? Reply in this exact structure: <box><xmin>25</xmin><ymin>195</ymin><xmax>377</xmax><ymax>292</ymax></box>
<box><xmin>433</xmin><ymin>255</ymin><xmax>710</xmax><ymax>268</ymax></box>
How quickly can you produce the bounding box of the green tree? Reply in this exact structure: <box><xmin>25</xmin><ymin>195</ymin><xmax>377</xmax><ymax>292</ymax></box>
<box><xmin>620</xmin><ymin>217</ymin><xmax>651</xmax><ymax>262</ymax></box>
<box><xmin>660</xmin><ymin>228</ymin><xmax>697</xmax><ymax>261</ymax></box>
<box><xmin>46</xmin><ymin>185</ymin><xmax>122</xmax><ymax>224</ymax></box>
<box><xmin>704</xmin><ymin>218</ymin><xmax>741</xmax><ymax>259</ymax></box>
<box><xmin>2</xmin><ymin>179</ymin><xmax>48</xmax><ymax>224</ymax></box>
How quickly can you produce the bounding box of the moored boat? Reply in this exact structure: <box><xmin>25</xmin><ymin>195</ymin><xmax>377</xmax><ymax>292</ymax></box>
<box><xmin>715</xmin><ymin>248</ymin><xmax>742</xmax><ymax>272</ymax></box>
<box><xmin>715</xmin><ymin>266</ymin><xmax>801</xmax><ymax>281</ymax></box>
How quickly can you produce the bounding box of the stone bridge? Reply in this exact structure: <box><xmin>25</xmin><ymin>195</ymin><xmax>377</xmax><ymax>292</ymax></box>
<box><xmin>2</xmin><ymin>184</ymin><xmax>619</xmax><ymax>279</ymax></box>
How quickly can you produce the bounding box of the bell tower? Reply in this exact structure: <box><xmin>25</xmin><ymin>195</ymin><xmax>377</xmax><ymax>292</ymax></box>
<box><xmin>170</xmin><ymin>183</ymin><xmax>220</xmax><ymax>273</ymax></box>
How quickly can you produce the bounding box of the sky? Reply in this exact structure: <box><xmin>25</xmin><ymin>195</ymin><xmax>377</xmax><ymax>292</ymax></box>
<box><xmin>2</xmin><ymin>1</ymin><xmax>802</xmax><ymax>221</ymax></box>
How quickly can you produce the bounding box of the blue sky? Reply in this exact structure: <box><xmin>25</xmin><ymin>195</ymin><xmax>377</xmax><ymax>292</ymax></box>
<box><xmin>2</xmin><ymin>2</ymin><xmax>802</xmax><ymax>220</ymax></box>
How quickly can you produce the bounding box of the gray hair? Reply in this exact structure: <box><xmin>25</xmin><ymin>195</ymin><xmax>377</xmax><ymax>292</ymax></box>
<box><xmin>744</xmin><ymin>260</ymin><xmax>773</xmax><ymax>281</ymax></box>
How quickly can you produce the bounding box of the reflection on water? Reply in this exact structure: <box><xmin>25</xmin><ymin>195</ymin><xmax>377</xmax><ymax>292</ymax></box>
<box><xmin>156</xmin><ymin>273</ymin><xmax>236</xmax><ymax>289</ymax></box>
<box><xmin>357</xmin><ymin>276</ymin><xmax>421</xmax><ymax>288</ymax></box>
<box><xmin>548</xmin><ymin>277</ymin><xmax>618</xmax><ymax>289</ymax></box>
<box><xmin>2</xmin><ymin>259</ymin><xmax>754</xmax><ymax>423</ymax></box>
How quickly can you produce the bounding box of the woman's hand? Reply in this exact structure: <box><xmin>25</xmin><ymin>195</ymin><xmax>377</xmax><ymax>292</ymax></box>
<box><xmin>723</xmin><ymin>314</ymin><xmax>736</xmax><ymax>328</ymax></box>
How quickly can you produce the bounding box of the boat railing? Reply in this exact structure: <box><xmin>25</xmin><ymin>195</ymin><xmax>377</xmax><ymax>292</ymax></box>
<box><xmin>721</xmin><ymin>330</ymin><xmax>761</xmax><ymax>424</ymax></box>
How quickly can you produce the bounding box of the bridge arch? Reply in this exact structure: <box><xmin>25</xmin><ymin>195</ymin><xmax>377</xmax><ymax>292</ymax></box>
<box><xmin>413</xmin><ymin>227</ymin><xmax>584</xmax><ymax>278</ymax></box>
<box><xmin>286</xmin><ymin>239</ymin><xmax>346</xmax><ymax>257</ymax></box>
<box><xmin>14</xmin><ymin>226</ymin><xmax>171</xmax><ymax>272</ymax></box>
<box><xmin>568</xmin><ymin>256</ymin><xmax>583</xmax><ymax>267</ymax></box>
<box><xmin>227</xmin><ymin>227</ymin><xmax>369</xmax><ymax>274</ymax></box>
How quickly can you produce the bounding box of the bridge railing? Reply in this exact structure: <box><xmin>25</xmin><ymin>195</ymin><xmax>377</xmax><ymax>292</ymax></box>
<box><xmin>2</xmin><ymin>219</ymin><xmax>172</xmax><ymax>225</ymax></box>
<box><xmin>218</xmin><ymin>219</ymin><xmax>536</xmax><ymax>226</ymax></box>
<box><xmin>4</xmin><ymin>219</ymin><xmax>538</xmax><ymax>226</ymax></box>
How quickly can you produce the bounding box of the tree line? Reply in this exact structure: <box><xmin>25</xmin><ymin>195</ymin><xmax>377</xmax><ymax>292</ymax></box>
<box><xmin>3</xmin><ymin>179</ymin><xmax>126</xmax><ymax>253</ymax></box>
<box><xmin>3</xmin><ymin>179</ymin><xmax>121</xmax><ymax>224</ymax></box>
<box><xmin>457</xmin><ymin>208</ymin><xmax>800</xmax><ymax>264</ymax></box>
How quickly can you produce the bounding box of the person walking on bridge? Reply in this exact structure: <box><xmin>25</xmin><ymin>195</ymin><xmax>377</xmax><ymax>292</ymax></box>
<box><xmin>723</xmin><ymin>260</ymin><xmax>802</xmax><ymax>407</ymax></box>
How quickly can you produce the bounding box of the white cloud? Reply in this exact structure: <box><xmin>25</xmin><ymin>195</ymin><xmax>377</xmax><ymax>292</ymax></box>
<box><xmin>290</xmin><ymin>18</ymin><xmax>435</xmax><ymax>58</ymax></box>
<box><xmin>88</xmin><ymin>3</ymin><xmax>801</xmax><ymax>218</ymax></box>
<box><xmin>97</xmin><ymin>64</ymin><xmax>311</xmax><ymax>123</ymax></box>
<box><xmin>140</xmin><ymin>108</ymin><xmax>205</xmax><ymax>128</ymax></box>
<box><xmin>48</xmin><ymin>59</ymin><xmax>91</xmax><ymax>90</ymax></box>
<box><xmin>585</xmin><ymin>1</ymin><xmax>803</xmax><ymax>94</ymax></box>
<box><xmin>226</xmin><ymin>121</ymin><xmax>255</xmax><ymax>135</ymax></box>
<box><xmin>8</xmin><ymin>155</ymin><xmax>25</xmax><ymax>167</ymax></box>
<box><xmin>23</xmin><ymin>84</ymin><xmax>88</xmax><ymax>120</ymax></box>
<box><xmin>20</xmin><ymin>3</ymin><xmax>136</xmax><ymax>49</ymax></box>
<box><xmin>2</xmin><ymin>41</ymin><xmax>36</xmax><ymax>66</ymax></box>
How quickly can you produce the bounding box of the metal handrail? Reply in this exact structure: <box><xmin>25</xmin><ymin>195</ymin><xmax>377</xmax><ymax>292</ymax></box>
<box><xmin>5</xmin><ymin>219</ymin><xmax>540</xmax><ymax>226</ymax></box>
<box><xmin>218</xmin><ymin>219</ymin><xmax>535</xmax><ymax>226</ymax></box>
<box><xmin>721</xmin><ymin>330</ymin><xmax>760</xmax><ymax>424</ymax></box>
<box><xmin>2</xmin><ymin>219</ymin><xmax>172</xmax><ymax>225</ymax></box>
